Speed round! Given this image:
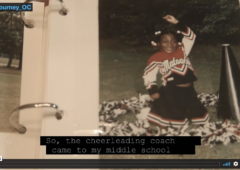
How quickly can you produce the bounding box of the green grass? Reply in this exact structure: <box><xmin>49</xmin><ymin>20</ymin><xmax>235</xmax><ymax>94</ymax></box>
<box><xmin>99</xmin><ymin>40</ymin><xmax>240</xmax><ymax>167</ymax></box>
<box><xmin>0</xmin><ymin>72</ymin><xmax>21</xmax><ymax>133</ymax></box>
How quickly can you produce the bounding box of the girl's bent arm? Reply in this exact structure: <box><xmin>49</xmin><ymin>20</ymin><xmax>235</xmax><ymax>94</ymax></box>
<box><xmin>143</xmin><ymin>60</ymin><xmax>159</xmax><ymax>95</ymax></box>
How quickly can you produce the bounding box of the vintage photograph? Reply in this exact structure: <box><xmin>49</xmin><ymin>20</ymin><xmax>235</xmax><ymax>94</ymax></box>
<box><xmin>99</xmin><ymin>0</ymin><xmax>240</xmax><ymax>159</ymax></box>
<box><xmin>0</xmin><ymin>11</ymin><xmax>23</xmax><ymax>133</ymax></box>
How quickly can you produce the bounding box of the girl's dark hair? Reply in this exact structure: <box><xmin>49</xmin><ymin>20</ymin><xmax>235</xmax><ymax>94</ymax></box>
<box><xmin>154</xmin><ymin>30</ymin><xmax>183</xmax><ymax>43</ymax></box>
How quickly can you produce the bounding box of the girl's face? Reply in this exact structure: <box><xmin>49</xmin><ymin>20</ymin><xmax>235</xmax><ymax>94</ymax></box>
<box><xmin>159</xmin><ymin>34</ymin><xmax>178</xmax><ymax>53</ymax></box>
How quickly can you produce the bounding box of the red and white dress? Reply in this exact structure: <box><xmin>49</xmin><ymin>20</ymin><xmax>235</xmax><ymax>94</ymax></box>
<box><xmin>143</xmin><ymin>23</ymin><xmax>209</xmax><ymax>128</ymax></box>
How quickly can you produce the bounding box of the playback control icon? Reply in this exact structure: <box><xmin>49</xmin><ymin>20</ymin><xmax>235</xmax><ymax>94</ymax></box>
<box><xmin>222</xmin><ymin>161</ymin><xmax>239</xmax><ymax>167</ymax></box>
<box><xmin>233</xmin><ymin>161</ymin><xmax>238</xmax><ymax>167</ymax></box>
<box><xmin>223</xmin><ymin>162</ymin><xmax>230</xmax><ymax>166</ymax></box>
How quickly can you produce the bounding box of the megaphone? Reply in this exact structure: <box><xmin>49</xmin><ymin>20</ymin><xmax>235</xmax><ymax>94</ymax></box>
<box><xmin>217</xmin><ymin>44</ymin><xmax>240</xmax><ymax>122</ymax></box>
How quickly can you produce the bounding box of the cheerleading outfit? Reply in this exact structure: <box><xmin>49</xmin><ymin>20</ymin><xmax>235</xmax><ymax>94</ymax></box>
<box><xmin>143</xmin><ymin>22</ymin><xmax>209</xmax><ymax>128</ymax></box>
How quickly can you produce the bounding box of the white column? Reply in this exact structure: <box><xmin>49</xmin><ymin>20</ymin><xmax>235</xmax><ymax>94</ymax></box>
<box><xmin>0</xmin><ymin>1</ymin><xmax>45</xmax><ymax>160</ymax></box>
<box><xmin>40</xmin><ymin>0</ymin><xmax>99</xmax><ymax>164</ymax></box>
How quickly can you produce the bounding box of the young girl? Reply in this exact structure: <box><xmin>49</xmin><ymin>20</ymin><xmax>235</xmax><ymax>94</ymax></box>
<box><xmin>143</xmin><ymin>15</ymin><xmax>209</xmax><ymax>128</ymax></box>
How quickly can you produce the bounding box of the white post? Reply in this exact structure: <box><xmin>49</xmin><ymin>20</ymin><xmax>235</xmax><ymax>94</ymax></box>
<box><xmin>39</xmin><ymin>0</ymin><xmax>99</xmax><ymax>166</ymax></box>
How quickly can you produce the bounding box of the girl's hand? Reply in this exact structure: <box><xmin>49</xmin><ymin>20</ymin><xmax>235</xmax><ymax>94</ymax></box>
<box><xmin>163</xmin><ymin>15</ymin><xmax>179</xmax><ymax>24</ymax></box>
<box><xmin>150</xmin><ymin>93</ymin><xmax>160</xmax><ymax>99</ymax></box>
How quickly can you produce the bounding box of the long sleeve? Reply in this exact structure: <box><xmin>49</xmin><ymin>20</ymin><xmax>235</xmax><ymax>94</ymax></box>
<box><xmin>176</xmin><ymin>22</ymin><xmax>196</xmax><ymax>57</ymax></box>
<box><xmin>143</xmin><ymin>60</ymin><xmax>159</xmax><ymax>95</ymax></box>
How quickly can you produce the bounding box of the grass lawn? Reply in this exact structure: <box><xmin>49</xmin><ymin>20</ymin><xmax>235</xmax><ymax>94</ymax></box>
<box><xmin>99</xmin><ymin>39</ymin><xmax>240</xmax><ymax>166</ymax></box>
<box><xmin>0</xmin><ymin>67</ymin><xmax>21</xmax><ymax>133</ymax></box>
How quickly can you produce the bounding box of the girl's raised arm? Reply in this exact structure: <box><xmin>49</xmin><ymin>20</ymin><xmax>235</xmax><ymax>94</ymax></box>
<box><xmin>177</xmin><ymin>23</ymin><xmax>196</xmax><ymax>57</ymax></box>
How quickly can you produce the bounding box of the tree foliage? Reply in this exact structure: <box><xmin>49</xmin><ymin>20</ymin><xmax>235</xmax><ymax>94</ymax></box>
<box><xmin>99</xmin><ymin>0</ymin><xmax>240</xmax><ymax>45</ymax></box>
<box><xmin>0</xmin><ymin>11</ymin><xmax>24</xmax><ymax>69</ymax></box>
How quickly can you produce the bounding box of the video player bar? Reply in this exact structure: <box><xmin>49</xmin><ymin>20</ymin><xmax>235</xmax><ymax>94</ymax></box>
<box><xmin>0</xmin><ymin>159</ymin><xmax>239</xmax><ymax>169</ymax></box>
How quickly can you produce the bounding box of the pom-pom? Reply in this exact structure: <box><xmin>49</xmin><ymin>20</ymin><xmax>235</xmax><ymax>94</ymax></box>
<box><xmin>177</xmin><ymin>30</ymin><xmax>181</xmax><ymax>34</ymax></box>
<box><xmin>178</xmin><ymin>42</ymin><xmax>182</xmax><ymax>45</ymax></box>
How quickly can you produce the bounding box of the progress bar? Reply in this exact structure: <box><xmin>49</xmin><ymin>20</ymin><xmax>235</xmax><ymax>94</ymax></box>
<box><xmin>0</xmin><ymin>159</ymin><xmax>239</xmax><ymax>168</ymax></box>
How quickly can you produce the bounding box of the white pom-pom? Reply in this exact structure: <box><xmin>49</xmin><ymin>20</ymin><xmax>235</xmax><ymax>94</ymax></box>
<box><xmin>158</xmin><ymin>31</ymin><xmax>161</xmax><ymax>34</ymax></box>
<box><xmin>178</xmin><ymin>42</ymin><xmax>182</xmax><ymax>45</ymax></box>
<box><xmin>155</xmin><ymin>32</ymin><xmax>158</xmax><ymax>35</ymax></box>
<box><xmin>177</xmin><ymin>30</ymin><xmax>181</xmax><ymax>34</ymax></box>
